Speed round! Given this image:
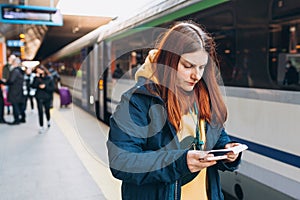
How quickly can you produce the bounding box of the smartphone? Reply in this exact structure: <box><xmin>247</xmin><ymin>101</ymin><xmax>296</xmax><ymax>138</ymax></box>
<box><xmin>205</xmin><ymin>155</ymin><xmax>228</xmax><ymax>161</ymax></box>
<box><xmin>210</xmin><ymin>150</ymin><xmax>230</xmax><ymax>157</ymax></box>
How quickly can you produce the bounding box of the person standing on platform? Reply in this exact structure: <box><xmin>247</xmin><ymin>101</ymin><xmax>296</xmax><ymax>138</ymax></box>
<box><xmin>2</xmin><ymin>54</ymin><xmax>16</xmax><ymax>115</ymax></box>
<box><xmin>4</xmin><ymin>57</ymin><xmax>26</xmax><ymax>125</ymax></box>
<box><xmin>23</xmin><ymin>67</ymin><xmax>36</xmax><ymax>111</ymax></box>
<box><xmin>0</xmin><ymin>79</ymin><xmax>6</xmax><ymax>123</ymax></box>
<box><xmin>2</xmin><ymin>54</ymin><xmax>16</xmax><ymax>80</ymax></box>
<box><xmin>46</xmin><ymin>62</ymin><xmax>60</xmax><ymax>107</ymax></box>
<box><xmin>283</xmin><ymin>60</ymin><xmax>299</xmax><ymax>85</ymax></box>
<box><xmin>31</xmin><ymin>65</ymin><xmax>55</xmax><ymax>133</ymax></box>
<box><xmin>107</xmin><ymin>21</ymin><xmax>242</xmax><ymax>200</ymax></box>
<box><xmin>112</xmin><ymin>64</ymin><xmax>124</xmax><ymax>79</ymax></box>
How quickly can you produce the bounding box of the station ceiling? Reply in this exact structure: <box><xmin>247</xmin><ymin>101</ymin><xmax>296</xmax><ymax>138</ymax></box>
<box><xmin>0</xmin><ymin>0</ymin><xmax>112</xmax><ymax>61</ymax></box>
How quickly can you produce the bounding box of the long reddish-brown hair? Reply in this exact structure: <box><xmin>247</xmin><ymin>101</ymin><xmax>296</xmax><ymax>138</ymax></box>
<box><xmin>34</xmin><ymin>64</ymin><xmax>51</xmax><ymax>77</ymax></box>
<box><xmin>148</xmin><ymin>21</ymin><xmax>227</xmax><ymax>131</ymax></box>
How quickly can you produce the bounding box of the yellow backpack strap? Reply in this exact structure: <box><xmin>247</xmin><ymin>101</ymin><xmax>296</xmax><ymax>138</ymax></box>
<box><xmin>199</xmin><ymin>119</ymin><xmax>206</xmax><ymax>148</ymax></box>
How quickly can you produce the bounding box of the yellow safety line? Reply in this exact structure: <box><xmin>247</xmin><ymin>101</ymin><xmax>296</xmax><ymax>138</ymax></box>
<box><xmin>51</xmin><ymin>108</ymin><xmax>121</xmax><ymax>200</ymax></box>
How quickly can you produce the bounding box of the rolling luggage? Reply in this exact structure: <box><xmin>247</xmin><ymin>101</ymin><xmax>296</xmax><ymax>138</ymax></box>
<box><xmin>59</xmin><ymin>87</ymin><xmax>72</xmax><ymax>107</ymax></box>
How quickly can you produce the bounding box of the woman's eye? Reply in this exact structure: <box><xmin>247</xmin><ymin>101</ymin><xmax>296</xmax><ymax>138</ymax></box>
<box><xmin>184</xmin><ymin>65</ymin><xmax>192</xmax><ymax>68</ymax></box>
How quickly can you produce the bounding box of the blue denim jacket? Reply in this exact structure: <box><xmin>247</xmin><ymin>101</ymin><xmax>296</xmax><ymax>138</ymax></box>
<box><xmin>107</xmin><ymin>77</ymin><xmax>241</xmax><ymax>200</ymax></box>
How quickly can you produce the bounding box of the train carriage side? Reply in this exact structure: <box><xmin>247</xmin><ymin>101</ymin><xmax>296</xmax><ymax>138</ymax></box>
<box><xmin>45</xmin><ymin>0</ymin><xmax>300</xmax><ymax>199</ymax></box>
<box><xmin>98</xmin><ymin>0</ymin><xmax>300</xmax><ymax>199</ymax></box>
<box><xmin>44</xmin><ymin>27</ymin><xmax>105</xmax><ymax>118</ymax></box>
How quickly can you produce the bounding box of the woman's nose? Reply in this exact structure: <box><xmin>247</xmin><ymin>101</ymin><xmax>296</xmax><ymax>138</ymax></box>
<box><xmin>191</xmin><ymin>68</ymin><xmax>201</xmax><ymax>80</ymax></box>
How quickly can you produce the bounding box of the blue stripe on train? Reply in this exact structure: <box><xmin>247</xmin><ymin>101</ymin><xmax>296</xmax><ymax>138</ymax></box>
<box><xmin>229</xmin><ymin>135</ymin><xmax>300</xmax><ymax>168</ymax></box>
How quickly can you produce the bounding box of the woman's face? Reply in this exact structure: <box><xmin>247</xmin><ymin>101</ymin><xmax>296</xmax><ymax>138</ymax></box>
<box><xmin>36</xmin><ymin>68</ymin><xmax>44</xmax><ymax>75</ymax></box>
<box><xmin>176</xmin><ymin>50</ymin><xmax>208</xmax><ymax>92</ymax></box>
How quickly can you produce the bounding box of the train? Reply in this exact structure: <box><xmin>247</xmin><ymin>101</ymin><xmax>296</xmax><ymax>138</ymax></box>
<box><xmin>44</xmin><ymin>0</ymin><xmax>300</xmax><ymax>199</ymax></box>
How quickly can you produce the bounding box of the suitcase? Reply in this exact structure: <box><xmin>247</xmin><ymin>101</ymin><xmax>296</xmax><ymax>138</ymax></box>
<box><xmin>59</xmin><ymin>87</ymin><xmax>72</xmax><ymax>107</ymax></box>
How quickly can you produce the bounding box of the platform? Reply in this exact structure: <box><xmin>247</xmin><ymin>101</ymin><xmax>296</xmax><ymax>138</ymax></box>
<box><xmin>0</xmin><ymin>94</ymin><xmax>121</xmax><ymax>200</ymax></box>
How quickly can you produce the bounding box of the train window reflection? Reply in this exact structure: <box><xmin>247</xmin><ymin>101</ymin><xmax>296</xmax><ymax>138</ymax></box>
<box><xmin>269</xmin><ymin>23</ymin><xmax>300</xmax><ymax>90</ymax></box>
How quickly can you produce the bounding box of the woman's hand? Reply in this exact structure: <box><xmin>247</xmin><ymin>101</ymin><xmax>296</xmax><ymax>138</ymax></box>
<box><xmin>187</xmin><ymin>150</ymin><xmax>217</xmax><ymax>173</ymax></box>
<box><xmin>225</xmin><ymin>143</ymin><xmax>240</xmax><ymax>162</ymax></box>
<box><xmin>39</xmin><ymin>84</ymin><xmax>46</xmax><ymax>89</ymax></box>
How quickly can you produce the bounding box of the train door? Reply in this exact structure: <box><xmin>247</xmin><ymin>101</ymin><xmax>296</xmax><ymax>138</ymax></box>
<box><xmin>86</xmin><ymin>43</ymin><xmax>98</xmax><ymax>115</ymax></box>
<box><xmin>103</xmin><ymin>41</ymin><xmax>111</xmax><ymax>123</ymax></box>
<box><xmin>80</xmin><ymin>47</ymin><xmax>89</xmax><ymax>109</ymax></box>
<box><xmin>95</xmin><ymin>41</ymin><xmax>107</xmax><ymax>122</ymax></box>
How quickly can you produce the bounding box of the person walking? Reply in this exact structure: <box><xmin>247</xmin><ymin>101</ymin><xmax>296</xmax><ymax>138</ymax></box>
<box><xmin>107</xmin><ymin>21</ymin><xmax>243</xmax><ymax>200</ymax></box>
<box><xmin>31</xmin><ymin>65</ymin><xmax>55</xmax><ymax>133</ymax></box>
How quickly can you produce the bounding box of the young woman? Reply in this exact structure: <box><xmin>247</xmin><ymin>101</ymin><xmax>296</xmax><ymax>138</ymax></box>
<box><xmin>107</xmin><ymin>21</ymin><xmax>242</xmax><ymax>200</ymax></box>
<box><xmin>31</xmin><ymin>65</ymin><xmax>55</xmax><ymax>133</ymax></box>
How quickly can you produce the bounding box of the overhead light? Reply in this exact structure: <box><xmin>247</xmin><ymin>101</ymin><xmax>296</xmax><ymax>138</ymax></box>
<box><xmin>56</xmin><ymin>0</ymin><xmax>157</xmax><ymax>18</ymax></box>
<box><xmin>19</xmin><ymin>33</ymin><xmax>25</xmax><ymax>39</ymax></box>
<box><xmin>22</xmin><ymin>60</ymin><xmax>40</xmax><ymax>68</ymax></box>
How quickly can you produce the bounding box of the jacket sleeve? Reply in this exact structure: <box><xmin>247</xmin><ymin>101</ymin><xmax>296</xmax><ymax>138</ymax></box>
<box><xmin>107</xmin><ymin>93</ymin><xmax>191</xmax><ymax>185</ymax></box>
<box><xmin>45</xmin><ymin>77</ymin><xmax>55</xmax><ymax>93</ymax></box>
<box><xmin>4</xmin><ymin>69</ymin><xmax>18</xmax><ymax>85</ymax></box>
<box><xmin>213</xmin><ymin>129</ymin><xmax>242</xmax><ymax>171</ymax></box>
<box><xmin>31</xmin><ymin>77</ymin><xmax>54</xmax><ymax>93</ymax></box>
<box><xmin>31</xmin><ymin>77</ymin><xmax>40</xmax><ymax>89</ymax></box>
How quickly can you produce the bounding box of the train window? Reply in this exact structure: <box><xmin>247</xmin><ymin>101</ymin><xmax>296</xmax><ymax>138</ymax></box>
<box><xmin>175</xmin><ymin>1</ymin><xmax>300</xmax><ymax>90</ymax></box>
<box><xmin>178</xmin><ymin>9</ymin><xmax>236</xmax><ymax>86</ymax></box>
<box><xmin>56</xmin><ymin>52</ymin><xmax>81</xmax><ymax>76</ymax></box>
<box><xmin>270</xmin><ymin>6</ymin><xmax>300</xmax><ymax>91</ymax></box>
<box><xmin>105</xmin><ymin>31</ymin><xmax>154</xmax><ymax>113</ymax></box>
<box><xmin>269</xmin><ymin>24</ymin><xmax>300</xmax><ymax>88</ymax></box>
<box><xmin>106</xmin><ymin>0</ymin><xmax>300</xmax><ymax>91</ymax></box>
<box><xmin>53</xmin><ymin>47</ymin><xmax>91</xmax><ymax>77</ymax></box>
<box><xmin>110</xmin><ymin>29</ymin><xmax>156</xmax><ymax>80</ymax></box>
<box><xmin>272</xmin><ymin>0</ymin><xmax>300</xmax><ymax>20</ymax></box>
